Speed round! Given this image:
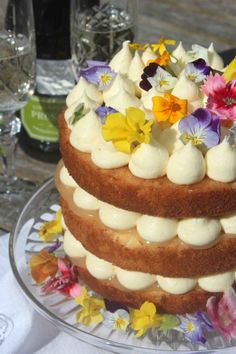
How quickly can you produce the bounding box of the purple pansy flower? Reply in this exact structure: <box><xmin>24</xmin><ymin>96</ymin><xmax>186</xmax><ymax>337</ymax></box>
<box><xmin>207</xmin><ymin>287</ymin><xmax>236</xmax><ymax>341</ymax></box>
<box><xmin>178</xmin><ymin>108</ymin><xmax>220</xmax><ymax>148</ymax></box>
<box><xmin>95</xmin><ymin>106</ymin><xmax>117</xmax><ymax>124</ymax></box>
<box><xmin>80</xmin><ymin>61</ymin><xmax>116</xmax><ymax>91</ymax></box>
<box><xmin>177</xmin><ymin>311</ymin><xmax>212</xmax><ymax>344</ymax></box>
<box><xmin>185</xmin><ymin>58</ymin><xmax>212</xmax><ymax>83</ymax></box>
<box><xmin>86</xmin><ymin>60</ymin><xmax>108</xmax><ymax>67</ymax></box>
<box><xmin>139</xmin><ymin>63</ymin><xmax>160</xmax><ymax>91</ymax></box>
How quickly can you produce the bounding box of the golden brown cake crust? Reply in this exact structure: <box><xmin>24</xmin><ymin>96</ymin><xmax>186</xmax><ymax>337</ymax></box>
<box><xmin>59</xmin><ymin>115</ymin><xmax>236</xmax><ymax>218</ymax></box>
<box><xmin>59</xmin><ymin>193</ymin><xmax>236</xmax><ymax>278</ymax></box>
<box><xmin>76</xmin><ymin>263</ymin><xmax>220</xmax><ymax>314</ymax></box>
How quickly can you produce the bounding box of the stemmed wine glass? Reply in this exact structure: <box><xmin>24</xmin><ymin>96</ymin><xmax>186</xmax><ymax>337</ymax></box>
<box><xmin>0</xmin><ymin>0</ymin><xmax>36</xmax><ymax>194</ymax></box>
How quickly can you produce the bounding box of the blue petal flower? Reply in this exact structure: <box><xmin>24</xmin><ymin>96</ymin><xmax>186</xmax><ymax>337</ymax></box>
<box><xmin>185</xmin><ymin>59</ymin><xmax>212</xmax><ymax>83</ymax></box>
<box><xmin>80</xmin><ymin>62</ymin><xmax>116</xmax><ymax>90</ymax></box>
<box><xmin>95</xmin><ymin>106</ymin><xmax>117</xmax><ymax>124</ymax></box>
<box><xmin>178</xmin><ymin>108</ymin><xmax>220</xmax><ymax>148</ymax></box>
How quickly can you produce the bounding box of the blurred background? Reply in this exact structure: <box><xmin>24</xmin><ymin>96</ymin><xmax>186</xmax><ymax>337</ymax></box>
<box><xmin>138</xmin><ymin>0</ymin><xmax>236</xmax><ymax>54</ymax></box>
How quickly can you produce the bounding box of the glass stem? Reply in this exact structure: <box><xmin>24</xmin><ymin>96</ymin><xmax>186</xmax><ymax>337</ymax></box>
<box><xmin>0</xmin><ymin>114</ymin><xmax>21</xmax><ymax>181</ymax></box>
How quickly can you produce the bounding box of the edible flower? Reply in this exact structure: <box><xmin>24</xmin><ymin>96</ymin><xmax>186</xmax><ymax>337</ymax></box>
<box><xmin>103</xmin><ymin>309</ymin><xmax>130</xmax><ymax>331</ymax></box>
<box><xmin>151</xmin><ymin>37</ymin><xmax>176</xmax><ymax>55</ymax></box>
<box><xmin>140</xmin><ymin>62</ymin><xmax>159</xmax><ymax>91</ymax></box>
<box><xmin>177</xmin><ymin>311</ymin><xmax>213</xmax><ymax>344</ymax></box>
<box><xmin>75</xmin><ymin>287</ymin><xmax>105</xmax><ymax>326</ymax></box>
<box><xmin>186</xmin><ymin>44</ymin><xmax>209</xmax><ymax>63</ymax></box>
<box><xmin>148</xmin><ymin>51</ymin><xmax>171</xmax><ymax>66</ymax></box>
<box><xmin>42</xmin><ymin>258</ymin><xmax>81</xmax><ymax>298</ymax></box>
<box><xmin>223</xmin><ymin>57</ymin><xmax>236</xmax><ymax>82</ymax></box>
<box><xmin>29</xmin><ymin>249</ymin><xmax>58</xmax><ymax>284</ymax></box>
<box><xmin>129</xmin><ymin>301</ymin><xmax>161</xmax><ymax>337</ymax></box>
<box><xmin>202</xmin><ymin>74</ymin><xmax>236</xmax><ymax>121</ymax></box>
<box><xmin>152</xmin><ymin>93</ymin><xmax>187</xmax><ymax>124</ymax></box>
<box><xmin>129</xmin><ymin>42</ymin><xmax>149</xmax><ymax>51</ymax></box>
<box><xmin>95</xmin><ymin>106</ymin><xmax>117</xmax><ymax>125</ymax></box>
<box><xmin>102</xmin><ymin>107</ymin><xmax>153</xmax><ymax>153</ymax></box>
<box><xmin>185</xmin><ymin>58</ymin><xmax>211</xmax><ymax>83</ymax></box>
<box><xmin>38</xmin><ymin>209</ymin><xmax>62</xmax><ymax>242</ymax></box>
<box><xmin>207</xmin><ymin>287</ymin><xmax>236</xmax><ymax>341</ymax></box>
<box><xmin>146</xmin><ymin>66</ymin><xmax>177</xmax><ymax>92</ymax></box>
<box><xmin>178</xmin><ymin>108</ymin><xmax>220</xmax><ymax>148</ymax></box>
<box><xmin>80</xmin><ymin>61</ymin><xmax>116</xmax><ymax>91</ymax></box>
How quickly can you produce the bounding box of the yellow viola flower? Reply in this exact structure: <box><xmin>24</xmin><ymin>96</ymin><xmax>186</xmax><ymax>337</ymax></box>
<box><xmin>152</xmin><ymin>93</ymin><xmax>187</xmax><ymax>124</ymax></box>
<box><xmin>75</xmin><ymin>287</ymin><xmax>105</xmax><ymax>326</ymax></box>
<box><xmin>38</xmin><ymin>209</ymin><xmax>63</xmax><ymax>242</ymax></box>
<box><xmin>151</xmin><ymin>37</ymin><xmax>176</xmax><ymax>55</ymax></box>
<box><xmin>102</xmin><ymin>107</ymin><xmax>153</xmax><ymax>153</ymax></box>
<box><xmin>29</xmin><ymin>249</ymin><xmax>58</xmax><ymax>284</ymax></box>
<box><xmin>223</xmin><ymin>57</ymin><xmax>236</xmax><ymax>82</ymax></box>
<box><xmin>130</xmin><ymin>301</ymin><xmax>161</xmax><ymax>337</ymax></box>
<box><xmin>129</xmin><ymin>42</ymin><xmax>149</xmax><ymax>51</ymax></box>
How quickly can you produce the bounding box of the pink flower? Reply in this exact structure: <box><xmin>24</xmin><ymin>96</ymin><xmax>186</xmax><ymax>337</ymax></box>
<box><xmin>207</xmin><ymin>287</ymin><xmax>236</xmax><ymax>341</ymax></box>
<box><xmin>42</xmin><ymin>258</ymin><xmax>81</xmax><ymax>298</ymax></box>
<box><xmin>202</xmin><ymin>74</ymin><xmax>236</xmax><ymax>121</ymax></box>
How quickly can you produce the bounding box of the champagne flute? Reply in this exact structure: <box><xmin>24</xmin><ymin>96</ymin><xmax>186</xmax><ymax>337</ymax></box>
<box><xmin>0</xmin><ymin>0</ymin><xmax>36</xmax><ymax>196</ymax></box>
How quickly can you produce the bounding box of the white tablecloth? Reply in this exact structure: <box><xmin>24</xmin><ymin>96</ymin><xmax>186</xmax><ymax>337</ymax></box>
<box><xmin>0</xmin><ymin>233</ymin><xmax>111</xmax><ymax>354</ymax></box>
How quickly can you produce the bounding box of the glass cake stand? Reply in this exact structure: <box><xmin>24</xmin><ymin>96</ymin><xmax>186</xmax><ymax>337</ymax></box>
<box><xmin>9</xmin><ymin>178</ymin><xmax>236</xmax><ymax>353</ymax></box>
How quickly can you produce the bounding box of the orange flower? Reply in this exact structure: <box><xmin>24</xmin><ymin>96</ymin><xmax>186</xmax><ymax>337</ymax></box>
<box><xmin>29</xmin><ymin>249</ymin><xmax>58</xmax><ymax>284</ymax></box>
<box><xmin>148</xmin><ymin>51</ymin><xmax>170</xmax><ymax>66</ymax></box>
<box><xmin>152</xmin><ymin>93</ymin><xmax>187</xmax><ymax>124</ymax></box>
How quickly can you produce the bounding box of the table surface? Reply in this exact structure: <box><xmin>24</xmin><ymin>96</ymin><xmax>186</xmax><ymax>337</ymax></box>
<box><xmin>2</xmin><ymin>0</ymin><xmax>236</xmax><ymax>231</ymax></box>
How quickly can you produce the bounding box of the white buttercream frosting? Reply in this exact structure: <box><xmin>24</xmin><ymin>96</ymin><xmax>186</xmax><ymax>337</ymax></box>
<box><xmin>91</xmin><ymin>140</ymin><xmax>130</xmax><ymax>169</ymax></box>
<box><xmin>128</xmin><ymin>50</ymin><xmax>145</xmax><ymax>82</ymax></box>
<box><xmin>61</xmin><ymin>214</ymin><xmax>67</xmax><ymax>230</ymax></box>
<box><xmin>69</xmin><ymin>110</ymin><xmax>102</xmax><ymax>153</ymax></box>
<box><xmin>172</xmin><ymin>41</ymin><xmax>187</xmax><ymax>62</ymax></box>
<box><xmin>158</xmin><ymin>121</ymin><xmax>184</xmax><ymax>154</ymax></box>
<box><xmin>128</xmin><ymin>141</ymin><xmax>169</xmax><ymax>179</ymax></box>
<box><xmin>220</xmin><ymin>213</ymin><xmax>236</xmax><ymax>234</ymax></box>
<box><xmin>116</xmin><ymin>267</ymin><xmax>156</xmax><ymax>290</ymax></box>
<box><xmin>206</xmin><ymin>139</ymin><xmax>236</xmax><ymax>182</ymax></box>
<box><xmin>73</xmin><ymin>186</ymin><xmax>100</xmax><ymax>210</ymax></box>
<box><xmin>172</xmin><ymin>75</ymin><xmax>199</xmax><ymax>101</ymax></box>
<box><xmin>86</xmin><ymin>252</ymin><xmax>114</xmax><ymax>280</ymax></box>
<box><xmin>141</xmin><ymin>46</ymin><xmax>157</xmax><ymax>65</ymax></box>
<box><xmin>64</xmin><ymin>229</ymin><xmax>236</xmax><ymax>293</ymax></box>
<box><xmin>137</xmin><ymin>215</ymin><xmax>178</xmax><ymax>242</ymax></box>
<box><xmin>109</xmin><ymin>41</ymin><xmax>132</xmax><ymax>75</ymax></box>
<box><xmin>141</xmin><ymin>89</ymin><xmax>163</xmax><ymax>110</ymax></box>
<box><xmin>198</xmin><ymin>271</ymin><xmax>235</xmax><ymax>292</ymax></box>
<box><xmin>103</xmin><ymin>73</ymin><xmax>135</xmax><ymax>100</ymax></box>
<box><xmin>59</xmin><ymin>165</ymin><xmax>77</xmax><ymax>188</ymax></box>
<box><xmin>99</xmin><ymin>202</ymin><xmax>140</xmax><ymax>230</ymax></box>
<box><xmin>64</xmin><ymin>229</ymin><xmax>87</xmax><ymax>258</ymax></box>
<box><xmin>208</xmin><ymin>43</ymin><xmax>224</xmax><ymax>71</ymax></box>
<box><xmin>167</xmin><ymin>142</ymin><xmax>206</xmax><ymax>184</ymax></box>
<box><xmin>178</xmin><ymin>218</ymin><xmax>221</xmax><ymax>246</ymax></box>
<box><xmin>66</xmin><ymin>77</ymin><xmax>103</xmax><ymax>107</ymax></box>
<box><xmin>156</xmin><ymin>275</ymin><xmax>197</xmax><ymax>294</ymax></box>
<box><xmin>104</xmin><ymin>87</ymin><xmax>140</xmax><ymax>114</ymax></box>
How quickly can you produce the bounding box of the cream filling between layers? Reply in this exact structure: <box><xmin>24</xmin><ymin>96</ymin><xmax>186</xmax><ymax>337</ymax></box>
<box><xmin>60</xmin><ymin>165</ymin><xmax>236</xmax><ymax>247</ymax></box>
<box><xmin>63</xmin><ymin>228</ymin><xmax>236</xmax><ymax>294</ymax></box>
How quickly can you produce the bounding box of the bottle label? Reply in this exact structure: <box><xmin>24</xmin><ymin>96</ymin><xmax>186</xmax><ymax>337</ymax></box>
<box><xmin>21</xmin><ymin>95</ymin><xmax>65</xmax><ymax>142</ymax></box>
<box><xmin>36</xmin><ymin>59</ymin><xmax>75</xmax><ymax>96</ymax></box>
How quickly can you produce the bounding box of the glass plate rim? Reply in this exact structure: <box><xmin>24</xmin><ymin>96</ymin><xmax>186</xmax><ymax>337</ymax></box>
<box><xmin>7</xmin><ymin>177</ymin><xmax>235</xmax><ymax>353</ymax></box>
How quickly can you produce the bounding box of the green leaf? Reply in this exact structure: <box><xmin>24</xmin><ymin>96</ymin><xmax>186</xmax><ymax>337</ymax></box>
<box><xmin>69</xmin><ymin>103</ymin><xmax>86</xmax><ymax>125</ymax></box>
<box><xmin>159</xmin><ymin>314</ymin><xmax>179</xmax><ymax>331</ymax></box>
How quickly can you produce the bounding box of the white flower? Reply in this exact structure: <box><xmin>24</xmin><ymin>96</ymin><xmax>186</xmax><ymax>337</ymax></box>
<box><xmin>147</xmin><ymin>67</ymin><xmax>177</xmax><ymax>92</ymax></box>
<box><xmin>103</xmin><ymin>309</ymin><xmax>130</xmax><ymax>331</ymax></box>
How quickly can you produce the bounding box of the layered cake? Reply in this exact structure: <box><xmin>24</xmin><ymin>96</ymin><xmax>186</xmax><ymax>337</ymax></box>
<box><xmin>55</xmin><ymin>40</ymin><xmax>236</xmax><ymax>314</ymax></box>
